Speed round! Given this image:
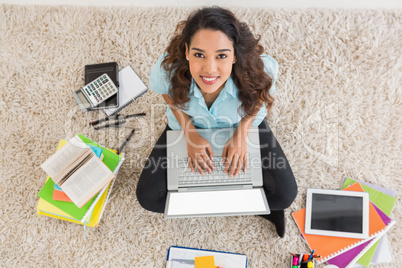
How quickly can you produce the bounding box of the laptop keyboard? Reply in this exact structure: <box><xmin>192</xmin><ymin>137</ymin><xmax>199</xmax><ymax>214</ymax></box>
<box><xmin>178</xmin><ymin>156</ymin><xmax>252</xmax><ymax>187</ymax></box>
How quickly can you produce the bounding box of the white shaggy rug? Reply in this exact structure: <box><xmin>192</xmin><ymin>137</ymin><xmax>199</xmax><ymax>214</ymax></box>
<box><xmin>0</xmin><ymin>4</ymin><xmax>401</xmax><ymax>267</ymax></box>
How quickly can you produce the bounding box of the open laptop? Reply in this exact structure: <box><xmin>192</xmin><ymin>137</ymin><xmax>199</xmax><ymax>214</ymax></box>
<box><xmin>164</xmin><ymin>127</ymin><xmax>270</xmax><ymax>218</ymax></box>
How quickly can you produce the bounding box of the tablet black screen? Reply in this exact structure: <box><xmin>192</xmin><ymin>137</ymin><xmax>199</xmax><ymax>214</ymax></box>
<box><xmin>311</xmin><ymin>193</ymin><xmax>363</xmax><ymax>233</ymax></box>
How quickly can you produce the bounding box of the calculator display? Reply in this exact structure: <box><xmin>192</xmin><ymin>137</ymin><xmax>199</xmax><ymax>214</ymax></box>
<box><xmin>77</xmin><ymin>92</ymin><xmax>91</xmax><ymax>108</ymax></box>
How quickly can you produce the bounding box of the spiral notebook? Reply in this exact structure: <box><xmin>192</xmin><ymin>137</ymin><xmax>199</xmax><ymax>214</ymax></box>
<box><xmin>326</xmin><ymin>204</ymin><xmax>394</xmax><ymax>268</ymax></box>
<box><xmin>292</xmin><ymin>182</ymin><xmax>395</xmax><ymax>264</ymax></box>
<box><xmin>104</xmin><ymin>66</ymin><xmax>147</xmax><ymax>116</ymax></box>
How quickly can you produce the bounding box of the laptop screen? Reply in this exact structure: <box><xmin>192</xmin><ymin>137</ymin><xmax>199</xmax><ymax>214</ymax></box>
<box><xmin>165</xmin><ymin>188</ymin><xmax>269</xmax><ymax>217</ymax></box>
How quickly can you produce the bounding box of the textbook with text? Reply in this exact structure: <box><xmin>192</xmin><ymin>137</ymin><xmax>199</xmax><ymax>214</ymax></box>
<box><xmin>40</xmin><ymin>136</ymin><xmax>115</xmax><ymax>208</ymax></box>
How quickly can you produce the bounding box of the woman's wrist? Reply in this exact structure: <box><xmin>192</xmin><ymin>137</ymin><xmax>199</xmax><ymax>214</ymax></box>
<box><xmin>179</xmin><ymin>117</ymin><xmax>198</xmax><ymax>141</ymax></box>
<box><xmin>237</xmin><ymin>116</ymin><xmax>253</xmax><ymax>138</ymax></box>
<box><xmin>184</xmin><ymin>124</ymin><xmax>198</xmax><ymax>140</ymax></box>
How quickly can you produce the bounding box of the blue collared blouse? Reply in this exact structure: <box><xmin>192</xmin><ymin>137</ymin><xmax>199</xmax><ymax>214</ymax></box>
<box><xmin>149</xmin><ymin>53</ymin><xmax>278</xmax><ymax>130</ymax></box>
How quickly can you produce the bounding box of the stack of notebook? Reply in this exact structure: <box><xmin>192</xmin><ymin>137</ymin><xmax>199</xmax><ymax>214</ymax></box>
<box><xmin>36</xmin><ymin>134</ymin><xmax>124</xmax><ymax>229</ymax></box>
<box><xmin>292</xmin><ymin>177</ymin><xmax>396</xmax><ymax>268</ymax></box>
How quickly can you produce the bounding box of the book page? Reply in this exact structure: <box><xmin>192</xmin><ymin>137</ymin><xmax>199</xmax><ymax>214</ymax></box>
<box><xmin>56</xmin><ymin>149</ymin><xmax>93</xmax><ymax>185</ymax></box>
<box><xmin>40</xmin><ymin>140</ymin><xmax>86</xmax><ymax>179</ymax></box>
<box><xmin>60</xmin><ymin>156</ymin><xmax>115</xmax><ymax>208</ymax></box>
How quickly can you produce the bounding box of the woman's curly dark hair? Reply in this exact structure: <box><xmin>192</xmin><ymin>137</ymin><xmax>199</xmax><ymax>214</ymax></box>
<box><xmin>162</xmin><ymin>6</ymin><xmax>274</xmax><ymax>117</ymax></box>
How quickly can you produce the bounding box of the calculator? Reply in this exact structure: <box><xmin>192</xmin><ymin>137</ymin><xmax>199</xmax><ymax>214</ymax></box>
<box><xmin>73</xmin><ymin>73</ymin><xmax>118</xmax><ymax>112</ymax></box>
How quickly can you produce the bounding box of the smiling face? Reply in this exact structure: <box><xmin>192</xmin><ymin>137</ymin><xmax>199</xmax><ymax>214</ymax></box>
<box><xmin>185</xmin><ymin>29</ymin><xmax>236</xmax><ymax>95</ymax></box>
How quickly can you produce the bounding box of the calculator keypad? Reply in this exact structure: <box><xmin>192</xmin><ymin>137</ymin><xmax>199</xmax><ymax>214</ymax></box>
<box><xmin>80</xmin><ymin>73</ymin><xmax>118</xmax><ymax>106</ymax></box>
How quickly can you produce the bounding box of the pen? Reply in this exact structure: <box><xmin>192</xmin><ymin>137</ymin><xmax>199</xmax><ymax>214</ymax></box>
<box><xmin>89</xmin><ymin>112</ymin><xmax>145</xmax><ymax>126</ymax></box>
<box><xmin>303</xmin><ymin>254</ymin><xmax>309</xmax><ymax>262</ymax></box>
<box><xmin>292</xmin><ymin>256</ymin><xmax>299</xmax><ymax>266</ymax></box>
<box><xmin>118</xmin><ymin>112</ymin><xmax>146</xmax><ymax>120</ymax></box>
<box><xmin>89</xmin><ymin>114</ymin><xmax>120</xmax><ymax>125</ymax></box>
<box><xmin>93</xmin><ymin>120</ymin><xmax>126</xmax><ymax>130</ymax></box>
<box><xmin>117</xmin><ymin>128</ymin><xmax>136</xmax><ymax>154</ymax></box>
<box><xmin>308</xmin><ymin>250</ymin><xmax>315</xmax><ymax>261</ymax></box>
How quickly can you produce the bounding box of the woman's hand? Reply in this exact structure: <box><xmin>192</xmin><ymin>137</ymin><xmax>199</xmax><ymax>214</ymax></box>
<box><xmin>186</xmin><ymin>131</ymin><xmax>215</xmax><ymax>175</ymax></box>
<box><xmin>222</xmin><ymin>128</ymin><xmax>248</xmax><ymax>177</ymax></box>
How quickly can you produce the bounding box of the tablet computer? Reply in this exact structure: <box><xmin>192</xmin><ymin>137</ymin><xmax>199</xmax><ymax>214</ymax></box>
<box><xmin>305</xmin><ymin>188</ymin><xmax>369</xmax><ymax>239</ymax></box>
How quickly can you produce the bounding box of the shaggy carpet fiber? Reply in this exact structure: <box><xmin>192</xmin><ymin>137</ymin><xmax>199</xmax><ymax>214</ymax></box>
<box><xmin>0</xmin><ymin>4</ymin><xmax>401</xmax><ymax>267</ymax></box>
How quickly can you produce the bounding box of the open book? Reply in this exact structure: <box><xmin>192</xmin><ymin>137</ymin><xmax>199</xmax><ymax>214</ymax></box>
<box><xmin>40</xmin><ymin>136</ymin><xmax>115</xmax><ymax>208</ymax></box>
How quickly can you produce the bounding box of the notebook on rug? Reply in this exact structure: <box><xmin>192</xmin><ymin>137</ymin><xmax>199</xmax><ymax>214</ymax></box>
<box><xmin>166</xmin><ymin>246</ymin><xmax>247</xmax><ymax>268</ymax></box>
<box><xmin>326</xmin><ymin>203</ymin><xmax>394</xmax><ymax>268</ymax></box>
<box><xmin>40</xmin><ymin>136</ymin><xmax>115</xmax><ymax>208</ymax></box>
<box><xmin>104</xmin><ymin>65</ymin><xmax>147</xmax><ymax>116</ymax></box>
<box><xmin>339</xmin><ymin>177</ymin><xmax>397</xmax><ymax>267</ymax></box>
<box><xmin>38</xmin><ymin>136</ymin><xmax>124</xmax><ymax>223</ymax></box>
<box><xmin>292</xmin><ymin>182</ymin><xmax>395</xmax><ymax>265</ymax></box>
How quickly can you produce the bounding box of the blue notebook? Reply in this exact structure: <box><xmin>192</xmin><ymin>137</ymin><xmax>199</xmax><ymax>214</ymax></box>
<box><xmin>166</xmin><ymin>246</ymin><xmax>247</xmax><ymax>268</ymax></box>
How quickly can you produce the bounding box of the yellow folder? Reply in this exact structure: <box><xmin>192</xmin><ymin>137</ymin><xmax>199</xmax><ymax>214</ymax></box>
<box><xmin>37</xmin><ymin>175</ymin><xmax>112</xmax><ymax>227</ymax></box>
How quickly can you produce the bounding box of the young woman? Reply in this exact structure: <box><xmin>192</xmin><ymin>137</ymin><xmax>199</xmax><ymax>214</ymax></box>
<box><xmin>136</xmin><ymin>7</ymin><xmax>297</xmax><ymax>237</ymax></box>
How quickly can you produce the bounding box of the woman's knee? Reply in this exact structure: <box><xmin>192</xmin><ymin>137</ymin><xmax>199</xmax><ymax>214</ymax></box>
<box><xmin>282</xmin><ymin>181</ymin><xmax>298</xmax><ymax>208</ymax></box>
<box><xmin>136</xmin><ymin>185</ymin><xmax>166</xmax><ymax>213</ymax></box>
<box><xmin>265</xmin><ymin>172</ymin><xmax>298</xmax><ymax>210</ymax></box>
<box><xmin>136</xmin><ymin>168</ymin><xmax>167</xmax><ymax>213</ymax></box>
<box><xmin>278</xmin><ymin>176</ymin><xmax>298</xmax><ymax>209</ymax></box>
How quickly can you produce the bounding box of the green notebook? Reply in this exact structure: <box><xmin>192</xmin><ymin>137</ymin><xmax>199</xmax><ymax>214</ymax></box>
<box><xmin>342</xmin><ymin>177</ymin><xmax>396</xmax><ymax>216</ymax></box>
<box><xmin>38</xmin><ymin>134</ymin><xmax>121</xmax><ymax>220</ymax></box>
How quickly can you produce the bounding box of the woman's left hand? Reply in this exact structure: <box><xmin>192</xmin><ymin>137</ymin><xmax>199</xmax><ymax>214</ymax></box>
<box><xmin>222</xmin><ymin>128</ymin><xmax>248</xmax><ymax>177</ymax></box>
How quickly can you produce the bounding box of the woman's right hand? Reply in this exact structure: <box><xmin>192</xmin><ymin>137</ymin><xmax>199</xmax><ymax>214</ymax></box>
<box><xmin>186</xmin><ymin>131</ymin><xmax>215</xmax><ymax>175</ymax></box>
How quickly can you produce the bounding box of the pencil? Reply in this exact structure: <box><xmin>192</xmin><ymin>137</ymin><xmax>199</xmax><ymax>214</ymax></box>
<box><xmin>117</xmin><ymin>128</ymin><xmax>136</xmax><ymax>154</ymax></box>
<box><xmin>89</xmin><ymin>114</ymin><xmax>120</xmax><ymax>125</ymax></box>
